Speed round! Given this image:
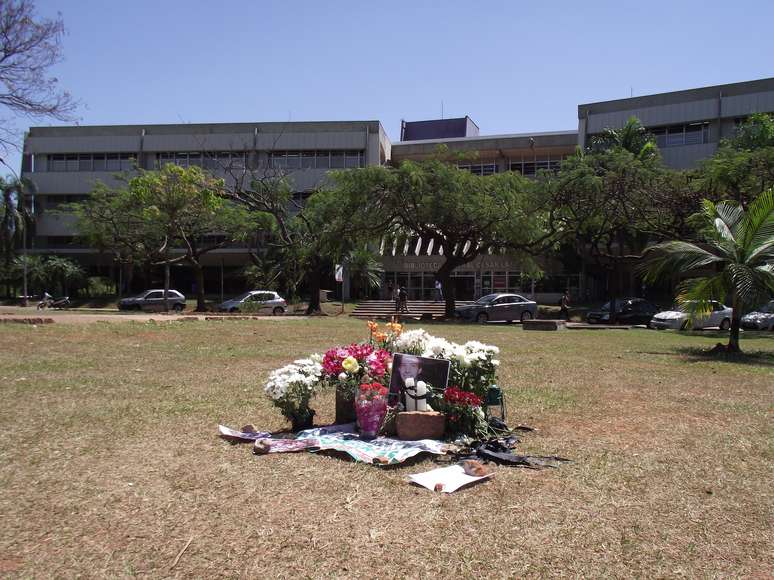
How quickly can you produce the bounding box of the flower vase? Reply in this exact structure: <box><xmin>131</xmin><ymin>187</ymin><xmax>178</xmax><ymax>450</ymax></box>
<box><xmin>290</xmin><ymin>409</ymin><xmax>315</xmax><ymax>432</ymax></box>
<box><xmin>335</xmin><ymin>387</ymin><xmax>356</xmax><ymax>424</ymax></box>
<box><xmin>356</xmin><ymin>398</ymin><xmax>388</xmax><ymax>439</ymax></box>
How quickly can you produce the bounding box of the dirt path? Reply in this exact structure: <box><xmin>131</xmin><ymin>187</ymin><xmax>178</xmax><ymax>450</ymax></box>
<box><xmin>0</xmin><ymin>307</ymin><xmax>306</xmax><ymax>324</ymax></box>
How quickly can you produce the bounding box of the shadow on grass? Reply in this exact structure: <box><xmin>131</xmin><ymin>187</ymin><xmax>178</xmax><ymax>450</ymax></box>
<box><xmin>674</xmin><ymin>345</ymin><xmax>774</xmax><ymax>367</ymax></box>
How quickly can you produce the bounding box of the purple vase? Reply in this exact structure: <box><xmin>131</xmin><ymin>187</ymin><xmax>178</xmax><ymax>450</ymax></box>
<box><xmin>355</xmin><ymin>398</ymin><xmax>388</xmax><ymax>439</ymax></box>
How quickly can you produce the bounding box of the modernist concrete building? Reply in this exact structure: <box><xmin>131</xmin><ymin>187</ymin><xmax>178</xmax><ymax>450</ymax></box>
<box><xmin>578</xmin><ymin>77</ymin><xmax>774</xmax><ymax>169</ymax></box>
<box><xmin>19</xmin><ymin>76</ymin><xmax>774</xmax><ymax>300</ymax></box>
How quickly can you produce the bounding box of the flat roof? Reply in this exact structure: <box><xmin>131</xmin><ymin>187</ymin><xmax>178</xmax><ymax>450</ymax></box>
<box><xmin>578</xmin><ymin>77</ymin><xmax>774</xmax><ymax>116</ymax></box>
<box><xmin>393</xmin><ymin>129</ymin><xmax>577</xmax><ymax>147</ymax></box>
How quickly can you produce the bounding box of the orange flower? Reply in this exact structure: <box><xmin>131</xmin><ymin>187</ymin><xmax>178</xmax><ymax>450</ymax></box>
<box><xmin>367</xmin><ymin>320</ymin><xmax>379</xmax><ymax>334</ymax></box>
<box><xmin>373</xmin><ymin>331</ymin><xmax>387</xmax><ymax>342</ymax></box>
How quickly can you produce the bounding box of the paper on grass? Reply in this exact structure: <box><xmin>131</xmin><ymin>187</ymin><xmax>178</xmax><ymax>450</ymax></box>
<box><xmin>408</xmin><ymin>464</ymin><xmax>494</xmax><ymax>493</ymax></box>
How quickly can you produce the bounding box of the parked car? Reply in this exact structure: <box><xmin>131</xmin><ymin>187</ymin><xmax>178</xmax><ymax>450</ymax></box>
<box><xmin>649</xmin><ymin>300</ymin><xmax>732</xmax><ymax>330</ymax></box>
<box><xmin>118</xmin><ymin>289</ymin><xmax>186</xmax><ymax>312</ymax></box>
<box><xmin>217</xmin><ymin>290</ymin><xmax>287</xmax><ymax>315</ymax></box>
<box><xmin>455</xmin><ymin>293</ymin><xmax>537</xmax><ymax>323</ymax></box>
<box><xmin>741</xmin><ymin>300</ymin><xmax>774</xmax><ymax>331</ymax></box>
<box><xmin>586</xmin><ymin>298</ymin><xmax>659</xmax><ymax>325</ymax></box>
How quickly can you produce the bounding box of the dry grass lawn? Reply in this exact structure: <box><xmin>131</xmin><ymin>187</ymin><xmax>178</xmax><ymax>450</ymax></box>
<box><xmin>1</xmin><ymin>317</ymin><xmax>772</xmax><ymax>578</ymax></box>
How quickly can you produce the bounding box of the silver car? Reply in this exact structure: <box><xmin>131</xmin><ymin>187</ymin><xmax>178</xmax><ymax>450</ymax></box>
<box><xmin>217</xmin><ymin>290</ymin><xmax>287</xmax><ymax>315</ymax></box>
<box><xmin>741</xmin><ymin>300</ymin><xmax>774</xmax><ymax>330</ymax></box>
<box><xmin>118</xmin><ymin>289</ymin><xmax>186</xmax><ymax>312</ymax></box>
<box><xmin>455</xmin><ymin>293</ymin><xmax>537</xmax><ymax>323</ymax></box>
<box><xmin>650</xmin><ymin>300</ymin><xmax>732</xmax><ymax>330</ymax></box>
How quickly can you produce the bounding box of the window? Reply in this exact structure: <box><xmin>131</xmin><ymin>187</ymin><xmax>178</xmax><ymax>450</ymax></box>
<box><xmin>316</xmin><ymin>151</ymin><xmax>330</xmax><ymax>168</ymax></box>
<box><xmin>78</xmin><ymin>154</ymin><xmax>92</xmax><ymax>171</ymax></box>
<box><xmin>648</xmin><ymin>122</ymin><xmax>710</xmax><ymax>148</ymax></box>
<box><xmin>330</xmin><ymin>151</ymin><xmax>345</xmax><ymax>168</ymax></box>
<box><xmin>145</xmin><ymin>291</ymin><xmax>163</xmax><ymax>300</ymax></box>
<box><xmin>301</xmin><ymin>151</ymin><xmax>316</xmax><ymax>168</ymax></box>
<box><xmin>106</xmin><ymin>153</ymin><xmax>121</xmax><ymax>171</ymax></box>
<box><xmin>458</xmin><ymin>163</ymin><xmax>497</xmax><ymax>176</ymax></box>
<box><xmin>345</xmin><ymin>150</ymin><xmax>363</xmax><ymax>168</ymax></box>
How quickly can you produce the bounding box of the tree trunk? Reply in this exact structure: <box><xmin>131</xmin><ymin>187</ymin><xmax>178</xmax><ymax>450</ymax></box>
<box><xmin>193</xmin><ymin>261</ymin><xmax>206</xmax><ymax>312</ymax></box>
<box><xmin>305</xmin><ymin>266</ymin><xmax>322</xmax><ymax>314</ymax></box>
<box><xmin>163</xmin><ymin>262</ymin><xmax>170</xmax><ymax>312</ymax></box>
<box><xmin>727</xmin><ymin>294</ymin><xmax>742</xmax><ymax>352</ymax></box>
<box><xmin>436</xmin><ymin>259</ymin><xmax>460</xmax><ymax>319</ymax></box>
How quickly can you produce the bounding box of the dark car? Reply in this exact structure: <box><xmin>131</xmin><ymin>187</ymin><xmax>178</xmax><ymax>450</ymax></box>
<box><xmin>586</xmin><ymin>298</ymin><xmax>658</xmax><ymax>325</ymax></box>
<box><xmin>455</xmin><ymin>293</ymin><xmax>538</xmax><ymax>323</ymax></box>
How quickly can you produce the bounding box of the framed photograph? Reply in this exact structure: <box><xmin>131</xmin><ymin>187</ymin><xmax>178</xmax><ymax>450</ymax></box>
<box><xmin>389</xmin><ymin>353</ymin><xmax>451</xmax><ymax>406</ymax></box>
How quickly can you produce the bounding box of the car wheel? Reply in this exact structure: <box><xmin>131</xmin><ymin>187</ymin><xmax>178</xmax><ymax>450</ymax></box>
<box><xmin>719</xmin><ymin>318</ymin><xmax>731</xmax><ymax>331</ymax></box>
<box><xmin>229</xmin><ymin>307</ymin><xmax>238</xmax><ymax>313</ymax></box>
<box><xmin>273</xmin><ymin>307</ymin><xmax>284</xmax><ymax>316</ymax></box>
<box><xmin>476</xmin><ymin>312</ymin><xmax>488</xmax><ymax>324</ymax></box>
<box><xmin>173</xmin><ymin>303</ymin><xmax>184</xmax><ymax>312</ymax></box>
<box><xmin>521</xmin><ymin>310</ymin><xmax>533</xmax><ymax>322</ymax></box>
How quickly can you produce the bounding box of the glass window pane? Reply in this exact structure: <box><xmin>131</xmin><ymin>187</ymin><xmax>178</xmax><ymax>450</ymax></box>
<box><xmin>345</xmin><ymin>151</ymin><xmax>361</xmax><ymax>168</ymax></box>
<box><xmin>285</xmin><ymin>152</ymin><xmax>300</xmax><ymax>169</ymax></box>
<box><xmin>301</xmin><ymin>151</ymin><xmax>315</xmax><ymax>168</ymax></box>
<box><xmin>66</xmin><ymin>154</ymin><xmax>78</xmax><ymax>171</ymax></box>
<box><xmin>106</xmin><ymin>153</ymin><xmax>120</xmax><ymax>171</ymax></box>
<box><xmin>93</xmin><ymin>154</ymin><xmax>106</xmax><ymax>171</ymax></box>
<box><xmin>120</xmin><ymin>154</ymin><xmax>136</xmax><ymax>170</ymax></box>
<box><xmin>330</xmin><ymin>151</ymin><xmax>345</xmax><ymax>168</ymax></box>
<box><xmin>78</xmin><ymin>154</ymin><xmax>92</xmax><ymax>171</ymax></box>
<box><xmin>316</xmin><ymin>151</ymin><xmax>330</xmax><ymax>168</ymax></box>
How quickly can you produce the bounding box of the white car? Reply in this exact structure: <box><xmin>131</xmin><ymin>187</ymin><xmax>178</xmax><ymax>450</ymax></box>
<box><xmin>650</xmin><ymin>301</ymin><xmax>732</xmax><ymax>331</ymax></box>
<box><xmin>217</xmin><ymin>290</ymin><xmax>287</xmax><ymax>314</ymax></box>
<box><xmin>741</xmin><ymin>300</ymin><xmax>774</xmax><ymax>331</ymax></box>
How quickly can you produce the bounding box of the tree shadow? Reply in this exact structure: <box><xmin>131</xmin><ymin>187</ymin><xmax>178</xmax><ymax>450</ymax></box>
<box><xmin>674</xmin><ymin>345</ymin><xmax>774</xmax><ymax>367</ymax></box>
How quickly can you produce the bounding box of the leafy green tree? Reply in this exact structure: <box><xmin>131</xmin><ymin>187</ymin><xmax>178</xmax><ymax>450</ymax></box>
<box><xmin>333</xmin><ymin>160</ymin><xmax>547</xmax><ymax>317</ymax></box>
<box><xmin>640</xmin><ymin>189</ymin><xmax>774</xmax><ymax>352</ymax></box>
<box><xmin>0</xmin><ymin>176</ymin><xmax>34</xmax><ymax>296</ymax></box>
<box><xmin>73</xmin><ymin>165</ymin><xmax>254</xmax><ymax>311</ymax></box>
<box><xmin>699</xmin><ymin>113</ymin><xmax>774</xmax><ymax>207</ymax></box>
<box><xmin>589</xmin><ymin>116</ymin><xmax>658</xmax><ymax>159</ymax></box>
<box><xmin>346</xmin><ymin>247</ymin><xmax>384</xmax><ymax>299</ymax></box>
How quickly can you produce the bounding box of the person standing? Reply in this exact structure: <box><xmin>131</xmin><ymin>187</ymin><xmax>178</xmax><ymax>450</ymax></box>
<box><xmin>559</xmin><ymin>290</ymin><xmax>570</xmax><ymax>320</ymax></box>
<box><xmin>392</xmin><ymin>284</ymin><xmax>400</xmax><ymax>312</ymax></box>
<box><xmin>434</xmin><ymin>279</ymin><xmax>443</xmax><ymax>302</ymax></box>
<box><xmin>398</xmin><ymin>285</ymin><xmax>409</xmax><ymax>313</ymax></box>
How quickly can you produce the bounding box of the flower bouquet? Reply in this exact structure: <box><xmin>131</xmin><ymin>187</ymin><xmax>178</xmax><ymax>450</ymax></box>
<box><xmin>437</xmin><ymin>386</ymin><xmax>486</xmax><ymax>437</ymax></box>
<box><xmin>355</xmin><ymin>382</ymin><xmax>389</xmax><ymax>439</ymax></box>
<box><xmin>263</xmin><ymin>356</ymin><xmax>323</xmax><ymax>431</ymax></box>
<box><xmin>322</xmin><ymin>343</ymin><xmax>391</xmax><ymax>424</ymax></box>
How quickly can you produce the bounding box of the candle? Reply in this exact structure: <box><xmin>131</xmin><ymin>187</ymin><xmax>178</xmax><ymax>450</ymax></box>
<box><xmin>404</xmin><ymin>377</ymin><xmax>416</xmax><ymax>412</ymax></box>
<box><xmin>416</xmin><ymin>381</ymin><xmax>427</xmax><ymax>412</ymax></box>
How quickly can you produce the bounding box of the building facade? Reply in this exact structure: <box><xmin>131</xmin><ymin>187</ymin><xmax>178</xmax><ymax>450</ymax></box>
<box><xmin>20</xmin><ymin>77</ymin><xmax>774</xmax><ymax>301</ymax></box>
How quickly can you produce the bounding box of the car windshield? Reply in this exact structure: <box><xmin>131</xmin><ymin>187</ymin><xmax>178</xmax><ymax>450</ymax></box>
<box><xmin>475</xmin><ymin>294</ymin><xmax>499</xmax><ymax>304</ymax></box>
<box><xmin>755</xmin><ymin>302</ymin><xmax>774</xmax><ymax>313</ymax></box>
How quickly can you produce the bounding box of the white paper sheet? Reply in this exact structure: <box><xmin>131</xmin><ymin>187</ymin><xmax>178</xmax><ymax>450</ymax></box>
<box><xmin>407</xmin><ymin>464</ymin><xmax>494</xmax><ymax>493</ymax></box>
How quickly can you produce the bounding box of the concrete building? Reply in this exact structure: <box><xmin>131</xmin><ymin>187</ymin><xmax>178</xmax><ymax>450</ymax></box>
<box><xmin>19</xmin><ymin>76</ymin><xmax>774</xmax><ymax>301</ymax></box>
<box><xmin>578</xmin><ymin>77</ymin><xmax>774</xmax><ymax>169</ymax></box>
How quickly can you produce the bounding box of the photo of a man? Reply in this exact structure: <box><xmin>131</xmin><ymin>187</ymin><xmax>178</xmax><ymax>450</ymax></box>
<box><xmin>389</xmin><ymin>353</ymin><xmax>451</xmax><ymax>407</ymax></box>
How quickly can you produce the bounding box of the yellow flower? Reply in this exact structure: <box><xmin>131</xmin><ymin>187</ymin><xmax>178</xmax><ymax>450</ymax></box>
<box><xmin>342</xmin><ymin>356</ymin><xmax>360</xmax><ymax>373</ymax></box>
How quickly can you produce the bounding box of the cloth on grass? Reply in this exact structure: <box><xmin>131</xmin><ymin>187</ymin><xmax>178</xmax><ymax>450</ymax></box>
<box><xmin>218</xmin><ymin>424</ymin><xmax>272</xmax><ymax>442</ymax></box>
<box><xmin>253</xmin><ymin>438</ymin><xmax>319</xmax><ymax>454</ymax></box>
<box><xmin>308</xmin><ymin>433</ymin><xmax>448</xmax><ymax>465</ymax></box>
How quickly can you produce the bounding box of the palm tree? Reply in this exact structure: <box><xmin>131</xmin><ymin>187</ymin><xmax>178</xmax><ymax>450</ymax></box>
<box><xmin>640</xmin><ymin>189</ymin><xmax>774</xmax><ymax>352</ymax></box>
<box><xmin>590</xmin><ymin>116</ymin><xmax>658</xmax><ymax>159</ymax></box>
<box><xmin>0</xmin><ymin>177</ymin><xmax>34</xmax><ymax>297</ymax></box>
<box><xmin>346</xmin><ymin>248</ymin><xmax>384</xmax><ymax>299</ymax></box>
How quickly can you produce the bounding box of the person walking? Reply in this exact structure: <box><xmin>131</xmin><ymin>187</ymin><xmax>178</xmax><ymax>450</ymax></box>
<box><xmin>434</xmin><ymin>279</ymin><xmax>443</xmax><ymax>302</ymax></box>
<box><xmin>559</xmin><ymin>290</ymin><xmax>570</xmax><ymax>320</ymax></box>
<box><xmin>398</xmin><ymin>285</ymin><xmax>409</xmax><ymax>313</ymax></box>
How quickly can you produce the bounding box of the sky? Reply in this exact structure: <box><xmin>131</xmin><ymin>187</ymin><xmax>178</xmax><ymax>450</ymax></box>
<box><xmin>6</xmin><ymin>0</ymin><xmax>774</xmax><ymax>171</ymax></box>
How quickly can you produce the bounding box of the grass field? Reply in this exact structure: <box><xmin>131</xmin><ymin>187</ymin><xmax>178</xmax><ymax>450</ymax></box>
<box><xmin>1</xmin><ymin>317</ymin><xmax>772</xmax><ymax>578</ymax></box>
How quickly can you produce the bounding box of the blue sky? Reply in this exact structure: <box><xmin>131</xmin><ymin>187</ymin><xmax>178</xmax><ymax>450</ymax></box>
<box><xmin>7</xmin><ymin>0</ymin><xmax>774</xmax><ymax>171</ymax></box>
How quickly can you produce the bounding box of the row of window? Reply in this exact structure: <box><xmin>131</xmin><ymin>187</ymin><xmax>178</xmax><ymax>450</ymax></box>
<box><xmin>40</xmin><ymin>150</ymin><xmax>367</xmax><ymax>171</ymax></box>
<box><xmin>457</xmin><ymin>155</ymin><xmax>567</xmax><ymax>177</ymax></box>
<box><xmin>268</xmin><ymin>150</ymin><xmax>365</xmax><ymax>169</ymax></box>
<box><xmin>650</xmin><ymin>122</ymin><xmax>710</xmax><ymax>148</ymax></box>
<box><xmin>48</xmin><ymin>153</ymin><xmax>137</xmax><ymax>172</ymax></box>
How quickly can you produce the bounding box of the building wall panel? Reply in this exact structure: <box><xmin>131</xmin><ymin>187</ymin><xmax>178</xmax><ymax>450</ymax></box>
<box><xmin>721</xmin><ymin>90</ymin><xmax>774</xmax><ymax>117</ymax></box>
<box><xmin>25</xmin><ymin>136</ymin><xmax>141</xmax><ymax>154</ymax></box>
<box><xmin>586</xmin><ymin>98</ymin><xmax>719</xmax><ymax>133</ymax></box>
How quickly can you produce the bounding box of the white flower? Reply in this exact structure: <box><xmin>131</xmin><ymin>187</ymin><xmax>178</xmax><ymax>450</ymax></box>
<box><xmin>338</xmin><ymin>372</ymin><xmax>347</xmax><ymax>381</ymax></box>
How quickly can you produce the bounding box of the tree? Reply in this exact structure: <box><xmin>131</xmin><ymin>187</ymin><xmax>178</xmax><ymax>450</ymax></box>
<box><xmin>223</xmin><ymin>160</ymin><xmax>390</xmax><ymax>314</ymax></box>
<box><xmin>0</xmin><ymin>0</ymin><xmax>76</xmax><ymax>159</ymax></box>
<box><xmin>333</xmin><ymin>160</ymin><xmax>549</xmax><ymax>317</ymax></box>
<box><xmin>640</xmin><ymin>189</ymin><xmax>774</xmax><ymax>352</ymax></box>
<box><xmin>73</xmin><ymin>165</ymin><xmax>254</xmax><ymax>311</ymax></box>
<box><xmin>699</xmin><ymin>113</ymin><xmax>774</xmax><ymax>207</ymax></box>
<box><xmin>0</xmin><ymin>175</ymin><xmax>33</xmax><ymax>296</ymax></box>
<box><xmin>346</xmin><ymin>247</ymin><xmax>384</xmax><ymax>299</ymax></box>
<box><xmin>589</xmin><ymin>116</ymin><xmax>658</xmax><ymax>159</ymax></box>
